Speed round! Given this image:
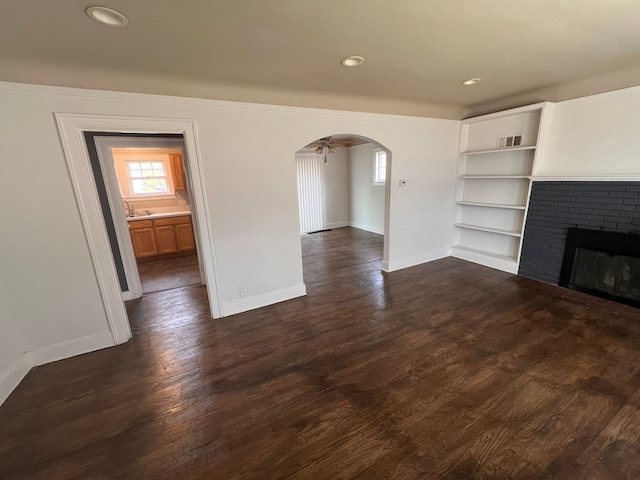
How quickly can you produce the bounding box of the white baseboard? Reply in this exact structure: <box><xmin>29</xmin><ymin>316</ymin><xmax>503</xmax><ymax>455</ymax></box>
<box><xmin>350</xmin><ymin>222</ymin><xmax>384</xmax><ymax>235</ymax></box>
<box><xmin>25</xmin><ymin>331</ymin><xmax>115</xmax><ymax>368</ymax></box>
<box><xmin>0</xmin><ymin>331</ymin><xmax>115</xmax><ymax>407</ymax></box>
<box><xmin>324</xmin><ymin>221</ymin><xmax>350</xmax><ymax>229</ymax></box>
<box><xmin>221</xmin><ymin>283</ymin><xmax>307</xmax><ymax>317</ymax></box>
<box><xmin>451</xmin><ymin>246</ymin><xmax>518</xmax><ymax>274</ymax></box>
<box><xmin>0</xmin><ymin>355</ymin><xmax>31</xmax><ymax>407</ymax></box>
<box><xmin>384</xmin><ymin>248</ymin><xmax>451</xmax><ymax>272</ymax></box>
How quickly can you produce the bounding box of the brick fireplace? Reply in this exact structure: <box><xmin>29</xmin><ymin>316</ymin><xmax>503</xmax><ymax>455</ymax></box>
<box><xmin>519</xmin><ymin>181</ymin><xmax>640</xmax><ymax>300</ymax></box>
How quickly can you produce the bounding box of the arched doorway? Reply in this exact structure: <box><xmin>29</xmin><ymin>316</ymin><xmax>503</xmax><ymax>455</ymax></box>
<box><xmin>295</xmin><ymin>134</ymin><xmax>391</xmax><ymax>289</ymax></box>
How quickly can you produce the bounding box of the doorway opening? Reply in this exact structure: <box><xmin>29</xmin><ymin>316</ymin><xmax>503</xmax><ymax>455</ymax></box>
<box><xmin>295</xmin><ymin>134</ymin><xmax>391</xmax><ymax>286</ymax></box>
<box><xmin>84</xmin><ymin>133</ymin><xmax>204</xmax><ymax>299</ymax></box>
<box><xmin>56</xmin><ymin>113</ymin><xmax>223</xmax><ymax>345</ymax></box>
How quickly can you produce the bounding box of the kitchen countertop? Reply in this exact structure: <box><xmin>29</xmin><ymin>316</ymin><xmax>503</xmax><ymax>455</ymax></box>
<box><xmin>127</xmin><ymin>211</ymin><xmax>191</xmax><ymax>221</ymax></box>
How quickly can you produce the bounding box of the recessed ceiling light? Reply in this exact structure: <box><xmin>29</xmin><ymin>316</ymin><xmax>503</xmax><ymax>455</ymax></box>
<box><xmin>341</xmin><ymin>56</ymin><xmax>365</xmax><ymax>67</ymax></box>
<box><xmin>461</xmin><ymin>77</ymin><xmax>482</xmax><ymax>86</ymax></box>
<box><xmin>86</xmin><ymin>6</ymin><xmax>128</xmax><ymax>27</ymax></box>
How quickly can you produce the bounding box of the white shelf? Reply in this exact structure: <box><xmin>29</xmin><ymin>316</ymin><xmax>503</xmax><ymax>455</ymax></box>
<box><xmin>454</xmin><ymin>102</ymin><xmax>552</xmax><ymax>275</ymax></box>
<box><xmin>454</xmin><ymin>223</ymin><xmax>522</xmax><ymax>237</ymax></box>
<box><xmin>458</xmin><ymin>175</ymin><xmax>529</xmax><ymax>179</ymax></box>
<box><xmin>461</xmin><ymin>146</ymin><xmax>536</xmax><ymax>156</ymax></box>
<box><xmin>451</xmin><ymin>246</ymin><xmax>518</xmax><ymax>274</ymax></box>
<box><xmin>456</xmin><ymin>201</ymin><xmax>526</xmax><ymax>210</ymax></box>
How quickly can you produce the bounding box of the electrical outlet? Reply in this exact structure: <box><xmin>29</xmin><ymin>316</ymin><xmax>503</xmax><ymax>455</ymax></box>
<box><xmin>239</xmin><ymin>285</ymin><xmax>248</xmax><ymax>297</ymax></box>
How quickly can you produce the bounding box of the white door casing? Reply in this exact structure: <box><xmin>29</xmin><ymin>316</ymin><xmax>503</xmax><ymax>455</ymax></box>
<box><xmin>55</xmin><ymin>114</ymin><xmax>222</xmax><ymax>345</ymax></box>
<box><xmin>93</xmin><ymin>136</ymin><xmax>205</xmax><ymax>301</ymax></box>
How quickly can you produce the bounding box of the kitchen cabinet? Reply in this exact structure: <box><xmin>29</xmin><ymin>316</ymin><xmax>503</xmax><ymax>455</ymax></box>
<box><xmin>129</xmin><ymin>220</ymin><xmax>158</xmax><ymax>258</ymax></box>
<box><xmin>154</xmin><ymin>225</ymin><xmax>178</xmax><ymax>254</ymax></box>
<box><xmin>128</xmin><ymin>215</ymin><xmax>195</xmax><ymax>260</ymax></box>
<box><xmin>175</xmin><ymin>222</ymin><xmax>196</xmax><ymax>251</ymax></box>
<box><xmin>170</xmin><ymin>154</ymin><xmax>186</xmax><ymax>190</ymax></box>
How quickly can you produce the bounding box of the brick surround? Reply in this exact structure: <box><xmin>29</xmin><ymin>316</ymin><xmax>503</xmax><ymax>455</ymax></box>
<box><xmin>519</xmin><ymin>181</ymin><xmax>640</xmax><ymax>283</ymax></box>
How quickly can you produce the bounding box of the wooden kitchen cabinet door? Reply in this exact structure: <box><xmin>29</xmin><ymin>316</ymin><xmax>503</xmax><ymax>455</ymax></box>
<box><xmin>175</xmin><ymin>222</ymin><xmax>196</xmax><ymax>252</ymax></box>
<box><xmin>130</xmin><ymin>227</ymin><xmax>158</xmax><ymax>258</ymax></box>
<box><xmin>154</xmin><ymin>225</ymin><xmax>178</xmax><ymax>254</ymax></box>
<box><xmin>170</xmin><ymin>154</ymin><xmax>186</xmax><ymax>191</ymax></box>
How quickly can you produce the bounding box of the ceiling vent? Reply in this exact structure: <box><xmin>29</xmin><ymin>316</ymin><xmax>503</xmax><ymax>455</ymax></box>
<box><xmin>497</xmin><ymin>134</ymin><xmax>523</xmax><ymax>149</ymax></box>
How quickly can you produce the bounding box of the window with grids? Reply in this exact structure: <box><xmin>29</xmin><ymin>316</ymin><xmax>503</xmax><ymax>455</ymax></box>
<box><xmin>374</xmin><ymin>150</ymin><xmax>387</xmax><ymax>185</ymax></box>
<box><xmin>127</xmin><ymin>161</ymin><xmax>170</xmax><ymax>196</ymax></box>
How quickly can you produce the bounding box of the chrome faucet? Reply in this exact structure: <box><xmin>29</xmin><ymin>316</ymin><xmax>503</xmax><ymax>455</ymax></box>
<box><xmin>123</xmin><ymin>200</ymin><xmax>135</xmax><ymax>217</ymax></box>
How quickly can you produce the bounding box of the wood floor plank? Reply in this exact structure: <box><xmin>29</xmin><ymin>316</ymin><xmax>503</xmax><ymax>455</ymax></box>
<box><xmin>1</xmin><ymin>227</ymin><xmax>640</xmax><ymax>479</ymax></box>
<box><xmin>137</xmin><ymin>254</ymin><xmax>201</xmax><ymax>294</ymax></box>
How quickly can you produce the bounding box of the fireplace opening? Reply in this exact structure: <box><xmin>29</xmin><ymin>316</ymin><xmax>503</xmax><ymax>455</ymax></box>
<box><xmin>559</xmin><ymin>228</ymin><xmax>640</xmax><ymax>308</ymax></box>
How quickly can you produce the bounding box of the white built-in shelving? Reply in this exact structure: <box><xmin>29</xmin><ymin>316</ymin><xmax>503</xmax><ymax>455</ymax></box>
<box><xmin>453</xmin><ymin>223</ymin><xmax>522</xmax><ymax>237</ymax></box>
<box><xmin>451</xmin><ymin>102</ymin><xmax>554</xmax><ymax>274</ymax></box>
<box><xmin>456</xmin><ymin>201</ymin><xmax>526</xmax><ymax>210</ymax></box>
<box><xmin>458</xmin><ymin>175</ymin><xmax>530</xmax><ymax>179</ymax></box>
<box><xmin>464</xmin><ymin>145</ymin><xmax>536</xmax><ymax>156</ymax></box>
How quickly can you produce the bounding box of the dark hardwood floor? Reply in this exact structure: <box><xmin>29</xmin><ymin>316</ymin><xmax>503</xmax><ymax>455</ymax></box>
<box><xmin>2</xmin><ymin>227</ymin><xmax>640</xmax><ymax>479</ymax></box>
<box><xmin>137</xmin><ymin>254</ymin><xmax>201</xmax><ymax>294</ymax></box>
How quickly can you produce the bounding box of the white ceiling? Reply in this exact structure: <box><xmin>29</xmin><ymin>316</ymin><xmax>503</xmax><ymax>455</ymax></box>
<box><xmin>298</xmin><ymin>135</ymin><xmax>370</xmax><ymax>153</ymax></box>
<box><xmin>2</xmin><ymin>0</ymin><xmax>640</xmax><ymax>118</ymax></box>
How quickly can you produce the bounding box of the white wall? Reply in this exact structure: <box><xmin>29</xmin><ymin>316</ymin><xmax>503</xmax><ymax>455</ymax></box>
<box><xmin>538</xmin><ymin>86</ymin><xmax>640</xmax><ymax>177</ymax></box>
<box><xmin>0</xmin><ymin>80</ymin><xmax>459</xmax><ymax>402</ymax></box>
<box><xmin>0</xmin><ymin>95</ymin><xmax>112</xmax><ymax>353</ymax></box>
<box><xmin>349</xmin><ymin>144</ymin><xmax>385</xmax><ymax>235</ymax></box>
<box><xmin>321</xmin><ymin>148</ymin><xmax>350</xmax><ymax>229</ymax></box>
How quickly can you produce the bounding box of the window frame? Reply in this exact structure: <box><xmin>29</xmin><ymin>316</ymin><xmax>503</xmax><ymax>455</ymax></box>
<box><xmin>114</xmin><ymin>153</ymin><xmax>176</xmax><ymax>200</ymax></box>
<box><xmin>373</xmin><ymin>148</ymin><xmax>387</xmax><ymax>186</ymax></box>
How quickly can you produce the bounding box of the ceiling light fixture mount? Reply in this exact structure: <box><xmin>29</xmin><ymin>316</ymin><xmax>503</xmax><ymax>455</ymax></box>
<box><xmin>86</xmin><ymin>6</ymin><xmax>129</xmax><ymax>27</ymax></box>
<box><xmin>461</xmin><ymin>77</ymin><xmax>482</xmax><ymax>86</ymax></box>
<box><xmin>341</xmin><ymin>56</ymin><xmax>365</xmax><ymax>67</ymax></box>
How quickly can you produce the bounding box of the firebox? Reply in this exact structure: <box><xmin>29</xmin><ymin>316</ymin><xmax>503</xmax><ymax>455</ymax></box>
<box><xmin>559</xmin><ymin>228</ymin><xmax>640</xmax><ymax>308</ymax></box>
